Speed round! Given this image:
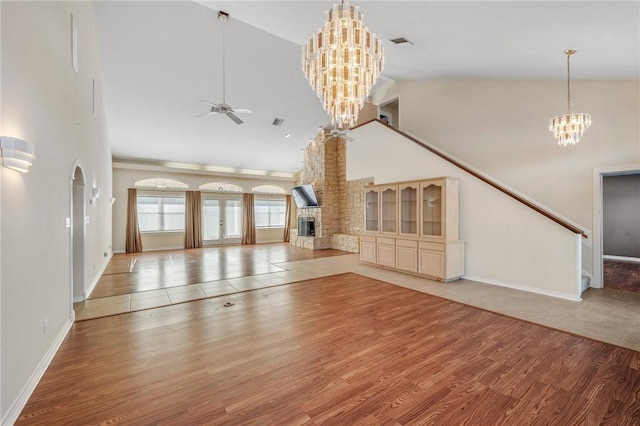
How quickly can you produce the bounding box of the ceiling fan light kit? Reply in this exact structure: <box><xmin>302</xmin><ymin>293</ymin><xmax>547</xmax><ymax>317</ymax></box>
<box><xmin>200</xmin><ymin>11</ymin><xmax>252</xmax><ymax>125</ymax></box>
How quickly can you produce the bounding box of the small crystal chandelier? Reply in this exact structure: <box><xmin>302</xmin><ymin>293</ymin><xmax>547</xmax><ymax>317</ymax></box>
<box><xmin>549</xmin><ymin>50</ymin><xmax>592</xmax><ymax>146</ymax></box>
<box><xmin>303</xmin><ymin>1</ymin><xmax>384</xmax><ymax>130</ymax></box>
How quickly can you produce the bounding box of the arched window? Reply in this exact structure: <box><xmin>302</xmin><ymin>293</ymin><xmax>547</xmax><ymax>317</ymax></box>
<box><xmin>134</xmin><ymin>178</ymin><xmax>188</xmax><ymax>190</ymax></box>
<box><xmin>251</xmin><ymin>185</ymin><xmax>286</xmax><ymax>194</ymax></box>
<box><xmin>199</xmin><ymin>182</ymin><xmax>243</xmax><ymax>192</ymax></box>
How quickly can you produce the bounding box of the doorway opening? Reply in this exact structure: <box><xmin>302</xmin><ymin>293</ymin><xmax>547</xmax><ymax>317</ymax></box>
<box><xmin>601</xmin><ymin>172</ymin><xmax>640</xmax><ymax>294</ymax></box>
<box><xmin>202</xmin><ymin>194</ymin><xmax>242</xmax><ymax>245</ymax></box>
<box><xmin>379</xmin><ymin>98</ymin><xmax>399</xmax><ymax>129</ymax></box>
<box><xmin>72</xmin><ymin>165</ymin><xmax>86</xmax><ymax>303</ymax></box>
<box><xmin>593</xmin><ymin>165</ymin><xmax>640</xmax><ymax>292</ymax></box>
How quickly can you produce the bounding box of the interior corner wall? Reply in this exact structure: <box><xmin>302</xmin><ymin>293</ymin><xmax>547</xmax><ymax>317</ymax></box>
<box><xmin>1</xmin><ymin>2</ymin><xmax>112</xmax><ymax>422</ymax></box>
<box><xmin>379</xmin><ymin>80</ymin><xmax>640</xmax><ymax>277</ymax></box>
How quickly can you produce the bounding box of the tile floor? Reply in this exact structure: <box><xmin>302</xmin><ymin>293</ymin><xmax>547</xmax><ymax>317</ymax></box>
<box><xmin>74</xmin><ymin>273</ymin><xmax>294</xmax><ymax>320</ymax></box>
<box><xmin>75</xmin><ymin>254</ymin><xmax>640</xmax><ymax>352</ymax></box>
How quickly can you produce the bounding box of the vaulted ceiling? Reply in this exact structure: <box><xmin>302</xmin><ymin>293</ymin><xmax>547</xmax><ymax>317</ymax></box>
<box><xmin>93</xmin><ymin>1</ymin><xmax>640</xmax><ymax>177</ymax></box>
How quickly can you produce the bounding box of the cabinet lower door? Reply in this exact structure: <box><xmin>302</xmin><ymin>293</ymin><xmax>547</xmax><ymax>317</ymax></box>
<box><xmin>377</xmin><ymin>244</ymin><xmax>396</xmax><ymax>268</ymax></box>
<box><xmin>419</xmin><ymin>250</ymin><xmax>445</xmax><ymax>278</ymax></box>
<box><xmin>396</xmin><ymin>247</ymin><xmax>418</xmax><ymax>273</ymax></box>
<box><xmin>360</xmin><ymin>241</ymin><xmax>377</xmax><ymax>263</ymax></box>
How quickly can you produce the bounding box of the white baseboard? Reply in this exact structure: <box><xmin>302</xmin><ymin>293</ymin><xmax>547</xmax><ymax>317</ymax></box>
<box><xmin>603</xmin><ymin>255</ymin><xmax>640</xmax><ymax>264</ymax></box>
<box><xmin>1</xmin><ymin>318</ymin><xmax>73</xmax><ymax>426</ymax></box>
<box><xmin>463</xmin><ymin>275</ymin><xmax>582</xmax><ymax>302</ymax></box>
<box><xmin>85</xmin><ymin>252</ymin><xmax>113</xmax><ymax>299</ymax></box>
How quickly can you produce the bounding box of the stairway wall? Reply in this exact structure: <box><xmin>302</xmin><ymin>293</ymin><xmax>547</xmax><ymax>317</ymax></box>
<box><xmin>348</xmin><ymin>121</ymin><xmax>583</xmax><ymax>301</ymax></box>
<box><xmin>373</xmin><ymin>80</ymin><xmax>640</xmax><ymax>279</ymax></box>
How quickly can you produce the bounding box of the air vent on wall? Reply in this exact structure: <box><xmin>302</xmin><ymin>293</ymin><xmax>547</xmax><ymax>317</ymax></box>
<box><xmin>390</xmin><ymin>37</ymin><xmax>413</xmax><ymax>45</ymax></box>
<box><xmin>272</xmin><ymin>118</ymin><xmax>285</xmax><ymax>126</ymax></box>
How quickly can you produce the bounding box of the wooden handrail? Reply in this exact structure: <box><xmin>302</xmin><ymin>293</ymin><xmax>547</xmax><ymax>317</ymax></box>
<box><xmin>351</xmin><ymin>119</ymin><xmax>588</xmax><ymax>238</ymax></box>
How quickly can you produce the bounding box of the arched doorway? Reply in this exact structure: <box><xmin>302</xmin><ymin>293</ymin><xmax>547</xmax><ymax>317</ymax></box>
<box><xmin>71</xmin><ymin>165</ymin><xmax>86</xmax><ymax>303</ymax></box>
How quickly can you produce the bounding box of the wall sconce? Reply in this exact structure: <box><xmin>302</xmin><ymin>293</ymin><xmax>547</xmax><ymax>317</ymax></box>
<box><xmin>0</xmin><ymin>136</ymin><xmax>35</xmax><ymax>173</ymax></box>
<box><xmin>90</xmin><ymin>186</ymin><xmax>101</xmax><ymax>204</ymax></box>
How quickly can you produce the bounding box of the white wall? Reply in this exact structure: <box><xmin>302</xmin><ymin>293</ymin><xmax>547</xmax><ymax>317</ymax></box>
<box><xmin>349</xmin><ymin>121</ymin><xmax>583</xmax><ymax>300</ymax></box>
<box><xmin>0</xmin><ymin>2</ymin><xmax>3</xmax><ymax>415</ymax></box>
<box><xmin>1</xmin><ymin>2</ymin><xmax>112</xmax><ymax>423</ymax></box>
<box><xmin>376</xmin><ymin>80</ymin><xmax>640</xmax><ymax>277</ymax></box>
<box><xmin>112</xmin><ymin>166</ymin><xmax>294</xmax><ymax>252</ymax></box>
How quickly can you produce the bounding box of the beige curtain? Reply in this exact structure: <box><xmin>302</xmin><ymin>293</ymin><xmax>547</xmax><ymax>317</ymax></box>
<box><xmin>185</xmin><ymin>190</ymin><xmax>203</xmax><ymax>249</ymax></box>
<box><xmin>242</xmin><ymin>192</ymin><xmax>256</xmax><ymax>245</ymax></box>
<box><xmin>125</xmin><ymin>188</ymin><xmax>143</xmax><ymax>253</ymax></box>
<box><xmin>284</xmin><ymin>194</ymin><xmax>292</xmax><ymax>242</ymax></box>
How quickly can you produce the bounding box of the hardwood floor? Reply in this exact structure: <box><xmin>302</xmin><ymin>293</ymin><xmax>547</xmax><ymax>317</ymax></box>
<box><xmin>20</xmin><ymin>273</ymin><xmax>640</xmax><ymax>425</ymax></box>
<box><xmin>90</xmin><ymin>244</ymin><xmax>348</xmax><ymax>299</ymax></box>
<box><xmin>604</xmin><ymin>259</ymin><xmax>640</xmax><ymax>294</ymax></box>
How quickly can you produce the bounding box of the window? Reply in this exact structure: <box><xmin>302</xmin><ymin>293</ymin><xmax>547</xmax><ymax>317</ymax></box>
<box><xmin>254</xmin><ymin>199</ymin><xmax>286</xmax><ymax>228</ymax></box>
<box><xmin>199</xmin><ymin>182</ymin><xmax>243</xmax><ymax>192</ymax></box>
<box><xmin>135</xmin><ymin>178</ymin><xmax>188</xmax><ymax>190</ymax></box>
<box><xmin>252</xmin><ymin>185</ymin><xmax>286</xmax><ymax>194</ymax></box>
<box><xmin>137</xmin><ymin>195</ymin><xmax>185</xmax><ymax>232</ymax></box>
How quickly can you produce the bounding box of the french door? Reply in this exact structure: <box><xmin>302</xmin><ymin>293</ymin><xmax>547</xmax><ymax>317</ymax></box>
<box><xmin>202</xmin><ymin>195</ymin><xmax>242</xmax><ymax>245</ymax></box>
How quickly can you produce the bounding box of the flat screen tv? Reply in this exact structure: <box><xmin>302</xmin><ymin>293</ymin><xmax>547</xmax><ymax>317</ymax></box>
<box><xmin>291</xmin><ymin>184</ymin><xmax>319</xmax><ymax>208</ymax></box>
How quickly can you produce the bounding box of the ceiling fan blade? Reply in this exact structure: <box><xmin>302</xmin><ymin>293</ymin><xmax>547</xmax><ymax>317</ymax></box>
<box><xmin>233</xmin><ymin>108</ymin><xmax>253</xmax><ymax>114</ymax></box>
<box><xmin>197</xmin><ymin>110</ymin><xmax>216</xmax><ymax>118</ymax></box>
<box><xmin>330</xmin><ymin>130</ymin><xmax>354</xmax><ymax>141</ymax></box>
<box><xmin>227</xmin><ymin>112</ymin><xmax>244</xmax><ymax>125</ymax></box>
<box><xmin>200</xmin><ymin>100</ymin><xmax>220</xmax><ymax>108</ymax></box>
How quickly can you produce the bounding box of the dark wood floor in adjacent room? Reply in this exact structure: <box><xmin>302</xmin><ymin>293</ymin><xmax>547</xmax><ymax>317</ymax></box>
<box><xmin>90</xmin><ymin>244</ymin><xmax>348</xmax><ymax>298</ymax></box>
<box><xmin>19</xmin><ymin>273</ymin><xmax>640</xmax><ymax>425</ymax></box>
<box><xmin>604</xmin><ymin>259</ymin><xmax>640</xmax><ymax>295</ymax></box>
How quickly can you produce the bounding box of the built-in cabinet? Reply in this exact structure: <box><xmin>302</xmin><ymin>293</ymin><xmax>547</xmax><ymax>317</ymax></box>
<box><xmin>380</xmin><ymin>186</ymin><xmax>398</xmax><ymax>234</ymax></box>
<box><xmin>360</xmin><ymin>177</ymin><xmax>464</xmax><ymax>281</ymax></box>
<box><xmin>399</xmin><ymin>183</ymin><xmax>418</xmax><ymax>236</ymax></box>
<box><xmin>364</xmin><ymin>188</ymin><xmax>379</xmax><ymax>232</ymax></box>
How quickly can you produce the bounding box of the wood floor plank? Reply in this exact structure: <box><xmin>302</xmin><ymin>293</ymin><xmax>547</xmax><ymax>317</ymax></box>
<box><xmin>17</xmin><ymin>273</ymin><xmax>640</xmax><ymax>425</ymax></box>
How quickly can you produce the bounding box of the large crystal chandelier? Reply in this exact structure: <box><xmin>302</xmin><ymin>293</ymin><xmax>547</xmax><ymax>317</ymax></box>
<box><xmin>303</xmin><ymin>1</ymin><xmax>384</xmax><ymax>130</ymax></box>
<box><xmin>549</xmin><ymin>50</ymin><xmax>591</xmax><ymax>146</ymax></box>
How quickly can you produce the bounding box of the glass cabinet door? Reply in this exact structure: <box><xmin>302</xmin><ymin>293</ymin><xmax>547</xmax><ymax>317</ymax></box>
<box><xmin>365</xmin><ymin>188</ymin><xmax>379</xmax><ymax>232</ymax></box>
<box><xmin>381</xmin><ymin>186</ymin><xmax>398</xmax><ymax>233</ymax></box>
<box><xmin>421</xmin><ymin>182</ymin><xmax>443</xmax><ymax>237</ymax></box>
<box><xmin>399</xmin><ymin>184</ymin><xmax>418</xmax><ymax>235</ymax></box>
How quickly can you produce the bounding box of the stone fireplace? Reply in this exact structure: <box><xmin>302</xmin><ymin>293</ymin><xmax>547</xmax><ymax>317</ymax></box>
<box><xmin>290</xmin><ymin>207</ymin><xmax>330</xmax><ymax>249</ymax></box>
<box><xmin>297</xmin><ymin>216</ymin><xmax>315</xmax><ymax>237</ymax></box>
<box><xmin>289</xmin><ymin>132</ymin><xmax>369</xmax><ymax>253</ymax></box>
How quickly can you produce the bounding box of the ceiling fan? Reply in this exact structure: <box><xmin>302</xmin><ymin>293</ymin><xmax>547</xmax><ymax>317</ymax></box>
<box><xmin>200</xmin><ymin>11</ymin><xmax>252</xmax><ymax>125</ymax></box>
<box><xmin>328</xmin><ymin>128</ymin><xmax>354</xmax><ymax>141</ymax></box>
